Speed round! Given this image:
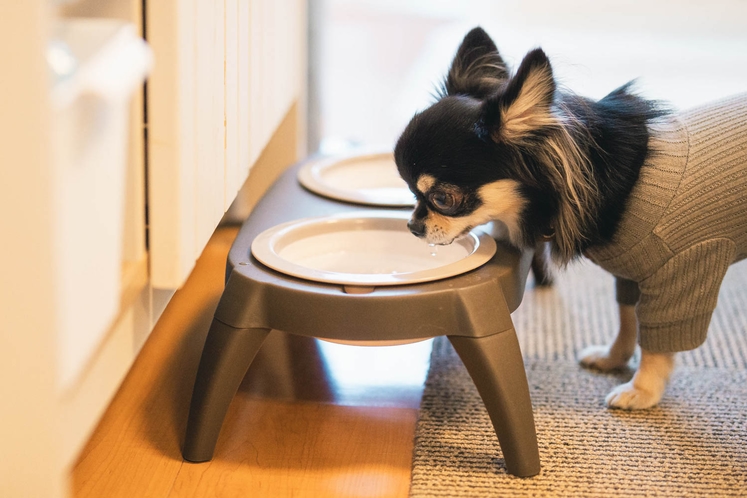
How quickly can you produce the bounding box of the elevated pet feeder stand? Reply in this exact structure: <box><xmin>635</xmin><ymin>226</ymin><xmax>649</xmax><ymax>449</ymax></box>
<box><xmin>182</xmin><ymin>157</ymin><xmax>541</xmax><ymax>477</ymax></box>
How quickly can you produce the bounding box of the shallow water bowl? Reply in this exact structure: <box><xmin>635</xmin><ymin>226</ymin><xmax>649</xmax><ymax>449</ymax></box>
<box><xmin>297</xmin><ymin>151</ymin><xmax>416</xmax><ymax>207</ymax></box>
<box><xmin>251</xmin><ymin>211</ymin><xmax>497</xmax><ymax>287</ymax></box>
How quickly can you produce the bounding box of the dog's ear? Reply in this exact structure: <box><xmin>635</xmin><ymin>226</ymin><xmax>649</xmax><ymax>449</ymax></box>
<box><xmin>442</xmin><ymin>27</ymin><xmax>509</xmax><ymax>99</ymax></box>
<box><xmin>478</xmin><ymin>48</ymin><xmax>556</xmax><ymax>144</ymax></box>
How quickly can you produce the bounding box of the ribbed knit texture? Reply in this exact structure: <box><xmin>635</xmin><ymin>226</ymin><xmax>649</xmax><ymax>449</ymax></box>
<box><xmin>585</xmin><ymin>93</ymin><xmax>747</xmax><ymax>352</ymax></box>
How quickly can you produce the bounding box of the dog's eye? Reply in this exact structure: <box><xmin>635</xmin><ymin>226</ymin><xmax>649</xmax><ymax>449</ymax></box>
<box><xmin>429</xmin><ymin>191</ymin><xmax>457</xmax><ymax>213</ymax></box>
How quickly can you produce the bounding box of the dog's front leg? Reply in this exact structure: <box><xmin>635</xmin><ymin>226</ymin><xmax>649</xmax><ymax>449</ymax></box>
<box><xmin>579</xmin><ymin>303</ymin><xmax>637</xmax><ymax>371</ymax></box>
<box><xmin>605</xmin><ymin>350</ymin><xmax>675</xmax><ymax>410</ymax></box>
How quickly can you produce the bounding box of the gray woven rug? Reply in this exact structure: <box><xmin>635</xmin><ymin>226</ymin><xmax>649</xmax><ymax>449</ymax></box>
<box><xmin>410</xmin><ymin>259</ymin><xmax>747</xmax><ymax>497</ymax></box>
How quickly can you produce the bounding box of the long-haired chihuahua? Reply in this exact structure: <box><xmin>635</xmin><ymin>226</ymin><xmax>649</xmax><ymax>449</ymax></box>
<box><xmin>395</xmin><ymin>27</ymin><xmax>747</xmax><ymax>409</ymax></box>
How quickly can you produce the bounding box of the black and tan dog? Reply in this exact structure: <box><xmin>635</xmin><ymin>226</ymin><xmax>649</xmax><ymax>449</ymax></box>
<box><xmin>395</xmin><ymin>27</ymin><xmax>747</xmax><ymax>409</ymax></box>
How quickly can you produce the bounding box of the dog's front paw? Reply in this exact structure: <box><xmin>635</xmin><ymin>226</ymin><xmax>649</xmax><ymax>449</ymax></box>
<box><xmin>605</xmin><ymin>381</ymin><xmax>662</xmax><ymax>410</ymax></box>
<box><xmin>579</xmin><ymin>345</ymin><xmax>630</xmax><ymax>372</ymax></box>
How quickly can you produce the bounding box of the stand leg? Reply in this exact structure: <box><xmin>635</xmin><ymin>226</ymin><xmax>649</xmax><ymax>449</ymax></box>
<box><xmin>449</xmin><ymin>329</ymin><xmax>540</xmax><ymax>477</ymax></box>
<box><xmin>182</xmin><ymin>319</ymin><xmax>270</xmax><ymax>462</ymax></box>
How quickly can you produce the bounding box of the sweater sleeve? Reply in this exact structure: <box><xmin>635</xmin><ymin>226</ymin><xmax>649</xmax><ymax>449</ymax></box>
<box><xmin>636</xmin><ymin>238</ymin><xmax>736</xmax><ymax>353</ymax></box>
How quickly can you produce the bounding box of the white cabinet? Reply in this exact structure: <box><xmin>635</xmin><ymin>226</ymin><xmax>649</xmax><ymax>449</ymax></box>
<box><xmin>147</xmin><ymin>0</ymin><xmax>305</xmax><ymax>289</ymax></box>
<box><xmin>50</xmin><ymin>19</ymin><xmax>152</xmax><ymax>390</ymax></box>
<box><xmin>0</xmin><ymin>1</ymin><xmax>306</xmax><ymax>494</ymax></box>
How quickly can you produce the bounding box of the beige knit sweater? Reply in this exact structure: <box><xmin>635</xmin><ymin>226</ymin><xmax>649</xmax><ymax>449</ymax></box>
<box><xmin>585</xmin><ymin>93</ymin><xmax>747</xmax><ymax>353</ymax></box>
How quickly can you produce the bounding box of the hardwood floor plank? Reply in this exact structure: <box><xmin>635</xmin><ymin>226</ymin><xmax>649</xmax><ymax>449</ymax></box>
<box><xmin>170</xmin><ymin>401</ymin><xmax>417</xmax><ymax>498</ymax></box>
<box><xmin>72</xmin><ymin>226</ymin><xmax>425</xmax><ymax>498</ymax></box>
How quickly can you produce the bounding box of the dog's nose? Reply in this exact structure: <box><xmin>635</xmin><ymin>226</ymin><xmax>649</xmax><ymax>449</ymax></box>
<box><xmin>408</xmin><ymin>219</ymin><xmax>426</xmax><ymax>237</ymax></box>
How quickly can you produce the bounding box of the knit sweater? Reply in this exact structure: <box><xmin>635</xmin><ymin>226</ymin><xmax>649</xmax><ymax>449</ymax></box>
<box><xmin>584</xmin><ymin>93</ymin><xmax>747</xmax><ymax>353</ymax></box>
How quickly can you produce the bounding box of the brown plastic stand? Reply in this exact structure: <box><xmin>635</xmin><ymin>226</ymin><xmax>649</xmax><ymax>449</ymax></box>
<box><xmin>182</xmin><ymin>157</ymin><xmax>541</xmax><ymax>477</ymax></box>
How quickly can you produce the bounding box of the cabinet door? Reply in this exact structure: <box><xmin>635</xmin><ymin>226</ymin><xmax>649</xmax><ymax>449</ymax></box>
<box><xmin>51</xmin><ymin>20</ymin><xmax>152</xmax><ymax>390</ymax></box>
<box><xmin>147</xmin><ymin>0</ymin><xmax>304</xmax><ymax>289</ymax></box>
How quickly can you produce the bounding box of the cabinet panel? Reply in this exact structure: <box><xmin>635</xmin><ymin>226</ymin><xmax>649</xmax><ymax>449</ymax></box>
<box><xmin>148</xmin><ymin>0</ymin><xmax>303</xmax><ymax>289</ymax></box>
<box><xmin>147</xmin><ymin>0</ymin><xmax>198</xmax><ymax>288</ymax></box>
<box><xmin>50</xmin><ymin>20</ymin><xmax>152</xmax><ymax>390</ymax></box>
<box><xmin>225</xmin><ymin>0</ymin><xmax>240</xmax><ymax>206</ymax></box>
<box><xmin>194</xmin><ymin>0</ymin><xmax>226</xmax><ymax>252</ymax></box>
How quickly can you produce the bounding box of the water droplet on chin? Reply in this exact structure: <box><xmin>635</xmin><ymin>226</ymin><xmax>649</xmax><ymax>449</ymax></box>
<box><xmin>428</xmin><ymin>243</ymin><xmax>438</xmax><ymax>257</ymax></box>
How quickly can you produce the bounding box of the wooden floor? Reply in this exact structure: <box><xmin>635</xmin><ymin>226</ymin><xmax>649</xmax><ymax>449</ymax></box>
<box><xmin>72</xmin><ymin>226</ymin><xmax>433</xmax><ymax>497</ymax></box>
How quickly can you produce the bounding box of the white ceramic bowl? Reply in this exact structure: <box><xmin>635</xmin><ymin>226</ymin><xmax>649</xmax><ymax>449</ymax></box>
<box><xmin>251</xmin><ymin>211</ymin><xmax>496</xmax><ymax>286</ymax></box>
<box><xmin>297</xmin><ymin>151</ymin><xmax>416</xmax><ymax>207</ymax></box>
